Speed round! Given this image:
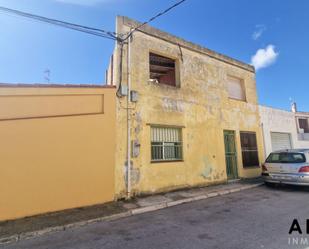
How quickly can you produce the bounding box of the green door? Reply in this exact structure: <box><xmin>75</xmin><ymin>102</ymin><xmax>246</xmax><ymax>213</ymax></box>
<box><xmin>224</xmin><ymin>130</ymin><xmax>238</xmax><ymax>180</ymax></box>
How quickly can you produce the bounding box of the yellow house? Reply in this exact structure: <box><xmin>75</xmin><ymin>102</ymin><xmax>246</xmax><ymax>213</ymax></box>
<box><xmin>0</xmin><ymin>16</ymin><xmax>265</xmax><ymax>221</ymax></box>
<box><xmin>108</xmin><ymin>16</ymin><xmax>264</xmax><ymax>199</ymax></box>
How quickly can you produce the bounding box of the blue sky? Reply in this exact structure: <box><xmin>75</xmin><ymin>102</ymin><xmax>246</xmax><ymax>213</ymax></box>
<box><xmin>0</xmin><ymin>0</ymin><xmax>308</xmax><ymax>111</ymax></box>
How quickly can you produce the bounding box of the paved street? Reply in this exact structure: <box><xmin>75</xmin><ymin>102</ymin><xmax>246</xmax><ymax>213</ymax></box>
<box><xmin>2</xmin><ymin>185</ymin><xmax>309</xmax><ymax>249</ymax></box>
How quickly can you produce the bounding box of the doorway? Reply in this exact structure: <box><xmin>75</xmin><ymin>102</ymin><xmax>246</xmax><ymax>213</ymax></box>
<box><xmin>224</xmin><ymin>130</ymin><xmax>238</xmax><ymax>180</ymax></box>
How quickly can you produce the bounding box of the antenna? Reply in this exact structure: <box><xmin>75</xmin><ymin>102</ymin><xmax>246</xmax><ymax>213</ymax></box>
<box><xmin>44</xmin><ymin>69</ymin><xmax>50</xmax><ymax>83</ymax></box>
<box><xmin>289</xmin><ymin>97</ymin><xmax>297</xmax><ymax>113</ymax></box>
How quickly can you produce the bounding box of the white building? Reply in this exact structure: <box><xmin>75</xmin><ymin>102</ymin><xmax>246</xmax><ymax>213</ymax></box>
<box><xmin>259</xmin><ymin>104</ymin><xmax>309</xmax><ymax>157</ymax></box>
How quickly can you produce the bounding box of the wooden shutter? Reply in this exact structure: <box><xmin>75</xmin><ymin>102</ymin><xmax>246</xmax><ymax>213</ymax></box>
<box><xmin>240</xmin><ymin>132</ymin><xmax>259</xmax><ymax>167</ymax></box>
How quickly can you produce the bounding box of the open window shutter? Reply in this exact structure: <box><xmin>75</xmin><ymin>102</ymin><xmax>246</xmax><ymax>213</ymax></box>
<box><xmin>227</xmin><ymin>76</ymin><xmax>245</xmax><ymax>101</ymax></box>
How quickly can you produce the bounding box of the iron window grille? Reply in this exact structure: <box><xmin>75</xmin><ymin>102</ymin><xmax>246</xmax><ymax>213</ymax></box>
<box><xmin>151</xmin><ymin>126</ymin><xmax>183</xmax><ymax>162</ymax></box>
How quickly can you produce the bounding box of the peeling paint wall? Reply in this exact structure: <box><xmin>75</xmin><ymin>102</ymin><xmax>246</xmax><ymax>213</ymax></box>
<box><xmin>114</xmin><ymin>16</ymin><xmax>264</xmax><ymax>198</ymax></box>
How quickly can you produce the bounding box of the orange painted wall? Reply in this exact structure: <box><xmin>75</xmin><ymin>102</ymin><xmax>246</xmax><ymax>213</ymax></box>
<box><xmin>0</xmin><ymin>85</ymin><xmax>116</xmax><ymax>221</ymax></box>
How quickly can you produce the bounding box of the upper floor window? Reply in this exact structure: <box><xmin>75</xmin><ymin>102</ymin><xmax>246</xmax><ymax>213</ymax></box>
<box><xmin>149</xmin><ymin>53</ymin><xmax>176</xmax><ymax>87</ymax></box>
<box><xmin>227</xmin><ymin>76</ymin><xmax>246</xmax><ymax>101</ymax></box>
<box><xmin>299</xmin><ymin>118</ymin><xmax>309</xmax><ymax>133</ymax></box>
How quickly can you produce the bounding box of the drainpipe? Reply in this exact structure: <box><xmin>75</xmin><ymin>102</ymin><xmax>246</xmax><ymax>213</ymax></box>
<box><xmin>261</xmin><ymin>122</ymin><xmax>267</xmax><ymax>159</ymax></box>
<box><xmin>126</xmin><ymin>31</ymin><xmax>132</xmax><ymax>199</ymax></box>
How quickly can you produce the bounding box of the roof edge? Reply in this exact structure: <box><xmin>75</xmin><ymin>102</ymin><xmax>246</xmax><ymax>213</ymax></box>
<box><xmin>0</xmin><ymin>83</ymin><xmax>116</xmax><ymax>89</ymax></box>
<box><xmin>259</xmin><ymin>105</ymin><xmax>291</xmax><ymax>113</ymax></box>
<box><xmin>118</xmin><ymin>16</ymin><xmax>255</xmax><ymax>73</ymax></box>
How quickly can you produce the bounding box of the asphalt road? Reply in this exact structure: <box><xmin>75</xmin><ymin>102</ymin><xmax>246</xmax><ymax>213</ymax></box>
<box><xmin>2</xmin><ymin>185</ymin><xmax>309</xmax><ymax>249</ymax></box>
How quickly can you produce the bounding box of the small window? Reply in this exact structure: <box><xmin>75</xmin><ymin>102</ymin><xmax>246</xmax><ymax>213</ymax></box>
<box><xmin>299</xmin><ymin>118</ymin><xmax>309</xmax><ymax>133</ymax></box>
<box><xmin>266</xmin><ymin>153</ymin><xmax>306</xmax><ymax>164</ymax></box>
<box><xmin>151</xmin><ymin>126</ymin><xmax>183</xmax><ymax>162</ymax></box>
<box><xmin>240</xmin><ymin>132</ymin><xmax>259</xmax><ymax>167</ymax></box>
<box><xmin>227</xmin><ymin>76</ymin><xmax>246</xmax><ymax>101</ymax></box>
<box><xmin>149</xmin><ymin>53</ymin><xmax>176</xmax><ymax>87</ymax></box>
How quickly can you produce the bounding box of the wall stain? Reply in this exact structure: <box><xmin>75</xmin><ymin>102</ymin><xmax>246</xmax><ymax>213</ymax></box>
<box><xmin>134</xmin><ymin>112</ymin><xmax>142</xmax><ymax>135</ymax></box>
<box><xmin>124</xmin><ymin>161</ymin><xmax>140</xmax><ymax>186</ymax></box>
<box><xmin>162</xmin><ymin>97</ymin><xmax>184</xmax><ymax>113</ymax></box>
<box><xmin>201</xmin><ymin>156</ymin><xmax>213</xmax><ymax>180</ymax></box>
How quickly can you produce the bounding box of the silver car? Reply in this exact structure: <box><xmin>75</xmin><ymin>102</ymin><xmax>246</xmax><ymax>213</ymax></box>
<box><xmin>262</xmin><ymin>149</ymin><xmax>309</xmax><ymax>186</ymax></box>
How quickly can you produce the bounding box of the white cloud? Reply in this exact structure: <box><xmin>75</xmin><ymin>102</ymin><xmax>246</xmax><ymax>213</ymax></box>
<box><xmin>55</xmin><ymin>0</ymin><xmax>108</xmax><ymax>6</ymax></box>
<box><xmin>252</xmin><ymin>24</ymin><xmax>266</xmax><ymax>40</ymax></box>
<box><xmin>251</xmin><ymin>45</ymin><xmax>279</xmax><ymax>71</ymax></box>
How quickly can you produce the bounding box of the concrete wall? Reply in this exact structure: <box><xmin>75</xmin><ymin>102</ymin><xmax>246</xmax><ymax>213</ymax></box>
<box><xmin>0</xmin><ymin>85</ymin><xmax>116</xmax><ymax>221</ymax></box>
<box><xmin>114</xmin><ymin>16</ymin><xmax>264</xmax><ymax>198</ymax></box>
<box><xmin>259</xmin><ymin>105</ymin><xmax>309</xmax><ymax>157</ymax></box>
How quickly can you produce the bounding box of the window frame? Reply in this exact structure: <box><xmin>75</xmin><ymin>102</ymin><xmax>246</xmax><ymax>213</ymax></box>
<box><xmin>298</xmin><ymin>118</ymin><xmax>309</xmax><ymax>133</ymax></box>
<box><xmin>240</xmin><ymin>131</ymin><xmax>260</xmax><ymax>168</ymax></box>
<box><xmin>150</xmin><ymin>125</ymin><xmax>183</xmax><ymax>163</ymax></box>
<box><xmin>227</xmin><ymin>75</ymin><xmax>247</xmax><ymax>102</ymax></box>
<box><xmin>149</xmin><ymin>52</ymin><xmax>180</xmax><ymax>88</ymax></box>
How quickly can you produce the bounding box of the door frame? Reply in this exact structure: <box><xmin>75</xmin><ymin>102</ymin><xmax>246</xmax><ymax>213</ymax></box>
<box><xmin>223</xmin><ymin>130</ymin><xmax>239</xmax><ymax>180</ymax></box>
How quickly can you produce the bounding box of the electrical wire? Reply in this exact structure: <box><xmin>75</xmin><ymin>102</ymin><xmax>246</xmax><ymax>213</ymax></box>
<box><xmin>116</xmin><ymin>0</ymin><xmax>187</xmax><ymax>96</ymax></box>
<box><xmin>0</xmin><ymin>1</ymin><xmax>188</xmax><ymax>41</ymax></box>
<box><xmin>116</xmin><ymin>43</ymin><xmax>125</xmax><ymax>97</ymax></box>
<box><xmin>123</xmin><ymin>0</ymin><xmax>187</xmax><ymax>41</ymax></box>
<box><xmin>0</xmin><ymin>6</ymin><xmax>118</xmax><ymax>40</ymax></box>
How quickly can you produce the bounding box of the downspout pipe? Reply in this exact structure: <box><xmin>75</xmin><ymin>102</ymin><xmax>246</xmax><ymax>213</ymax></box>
<box><xmin>126</xmin><ymin>31</ymin><xmax>132</xmax><ymax>199</ymax></box>
<box><xmin>261</xmin><ymin>122</ymin><xmax>267</xmax><ymax>159</ymax></box>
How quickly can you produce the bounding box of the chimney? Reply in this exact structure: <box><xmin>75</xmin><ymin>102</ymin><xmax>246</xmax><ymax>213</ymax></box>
<box><xmin>291</xmin><ymin>102</ymin><xmax>297</xmax><ymax>113</ymax></box>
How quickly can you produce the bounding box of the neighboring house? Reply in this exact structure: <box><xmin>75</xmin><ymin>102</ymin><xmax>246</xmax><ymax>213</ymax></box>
<box><xmin>0</xmin><ymin>84</ymin><xmax>116</xmax><ymax>221</ymax></box>
<box><xmin>108</xmin><ymin>16</ymin><xmax>264</xmax><ymax>199</ymax></box>
<box><xmin>259</xmin><ymin>104</ymin><xmax>309</xmax><ymax>157</ymax></box>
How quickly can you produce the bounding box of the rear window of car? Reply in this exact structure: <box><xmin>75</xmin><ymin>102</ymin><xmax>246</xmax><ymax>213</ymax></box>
<box><xmin>266</xmin><ymin>153</ymin><xmax>306</xmax><ymax>163</ymax></box>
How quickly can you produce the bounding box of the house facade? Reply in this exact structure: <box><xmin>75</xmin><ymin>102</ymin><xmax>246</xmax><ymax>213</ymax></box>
<box><xmin>0</xmin><ymin>16</ymin><xmax>271</xmax><ymax>221</ymax></box>
<box><xmin>109</xmin><ymin>16</ymin><xmax>264</xmax><ymax>199</ymax></box>
<box><xmin>259</xmin><ymin>104</ymin><xmax>309</xmax><ymax>157</ymax></box>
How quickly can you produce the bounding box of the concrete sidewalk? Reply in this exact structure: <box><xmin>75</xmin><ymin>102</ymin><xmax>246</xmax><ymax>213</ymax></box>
<box><xmin>0</xmin><ymin>178</ymin><xmax>263</xmax><ymax>245</ymax></box>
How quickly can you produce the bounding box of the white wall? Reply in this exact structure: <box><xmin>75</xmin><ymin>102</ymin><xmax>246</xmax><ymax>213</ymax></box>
<box><xmin>259</xmin><ymin>105</ymin><xmax>309</xmax><ymax>157</ymax></box>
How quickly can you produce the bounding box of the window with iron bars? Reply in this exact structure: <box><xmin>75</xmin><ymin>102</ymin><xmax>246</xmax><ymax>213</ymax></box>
<box><xmin>151</xmin><ymin>126</ymin><xmax>183</xmax><ymax>162</ymax></box>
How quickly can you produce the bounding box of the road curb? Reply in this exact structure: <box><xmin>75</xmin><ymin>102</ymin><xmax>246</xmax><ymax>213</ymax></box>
<box><xmin>0</xmin><ymin>182</ymin><xmax>263</xmax><ymax>245</ymax></box>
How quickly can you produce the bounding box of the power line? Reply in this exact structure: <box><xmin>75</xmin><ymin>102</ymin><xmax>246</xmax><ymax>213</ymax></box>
<box><xmin>0</xmin><ymin>6</ymin><xmax>118</xmax><ymax>40</ymax></box>
<box><xmin>123</xmin><ymin>0</ymin><xmax>187</xmax><ymax>41</ymax></box>
<box><xmin>0</xmin><ymin>1</ymin><xmax>187</xmax><ymax>42</ymax></box>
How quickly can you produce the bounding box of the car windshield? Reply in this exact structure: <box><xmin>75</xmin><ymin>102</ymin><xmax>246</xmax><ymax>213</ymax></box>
<box><xmin>266</xmin><ymin>152</ymin><xmax>306</xmax><ymax>163</ymax></box>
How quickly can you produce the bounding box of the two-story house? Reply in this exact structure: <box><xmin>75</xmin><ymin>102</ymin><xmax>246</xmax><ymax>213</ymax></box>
<box><xmin>108</xmin><ymin>16</ymin><xmax>264</xmax><ymax>199</ymax></box>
